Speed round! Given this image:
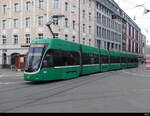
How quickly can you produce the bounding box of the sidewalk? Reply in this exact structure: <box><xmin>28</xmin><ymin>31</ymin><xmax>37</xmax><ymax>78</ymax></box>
<box><xmin>0</xmin><ymin>68</ymin><xmax>24</xmax><ymax>77</ymax></box>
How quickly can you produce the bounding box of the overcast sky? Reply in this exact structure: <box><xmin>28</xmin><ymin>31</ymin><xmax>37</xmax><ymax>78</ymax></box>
<box><xmin>114</xmin><ymin>0</ymin><xmax>150</xmax><ymax>45</ymax></box>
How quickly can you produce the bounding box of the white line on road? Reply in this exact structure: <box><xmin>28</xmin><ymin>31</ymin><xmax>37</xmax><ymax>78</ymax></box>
<box><xmin>0</xmin><ymin>75</ymin><xmax>23</xmax><ymax>79</ymax></box>
<box><xmin>122</xmin><ymin>71</ymin><xmax>150</xmax><ymax>78</ymax></box>
<box><xmin>0</xmin><ymin>81</ymin><xmax>23</xmax><ymax>85</ymax></box>
<box><xmin>0</xmin><ymin>75</ymin><xmax>3</xmax><ymax>78</ymax></box>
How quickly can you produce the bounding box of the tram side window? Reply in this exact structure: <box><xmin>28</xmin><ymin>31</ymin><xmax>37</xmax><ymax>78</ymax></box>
<box><xmin>116</xmin><ymin>56</ymin><xmax>120</xmax><ymax>63</ymax></box>
<box><xmin>134</xmin><ymin>58</ymin><xmax>138</xmax><ymax>63</ymax></box>
<box><xmin>129</xmin><ymin>58</ymin><xmax>135</xmax><ymax>63</ymax></box>
<box><xmin>124</xmin><ymin>57</ymin><xmax>127</xmax><ymax>63</ymax></box>
<box><xmin>42</xmin><ymin>50</ymin><xmax>53</xmax><ymax>68</ymax></box>
<box><xmin>82</xmin><ymin>53</ymin><xmax>99</xmax><ymax>65</ymax></box>
<box><xmin>131</xmin><ymin>58</ymin><xmax>133</xmax><ymax>63</ymax></box>
<box><xmin>135</xmin><ymin>58</ymin><xmax>138</xmax><ymax>63</ymax></box>
<box><xmin>101</xmin><ymin>55</ymin><xmax>109</xmax><ymax>64</ymax></box>
<box><xmin>121</xmin><ymin>57</ymin><xmax>126</xmax><ymax>63</ymax></box>
<box><xmin>93</xmin><ymin>54</ymin><xmax>99</xmax><ymax>64</ymax></box>
<box><xmin>110</xmin><ymin>56</ymin><xmax>120</xmax><ymax>63</ymax></box>
<box><xmin>128</xmin><ymin>58</ymin><xmax>131</xmax><ymax>63</ymax></box>
<box><xmin>52</xmin><ymin>49</ymin><xmax>80</xmax><ymax>67</ymax></box>
<box><xmin>120</xmin><ymin>57</ymin><xmax>123</xmax><ymax>63</ymax></box>
<box><xmin>132</xmin><ymin>58</ymin><xmax>137</xmax><ymax>63</ymax></box>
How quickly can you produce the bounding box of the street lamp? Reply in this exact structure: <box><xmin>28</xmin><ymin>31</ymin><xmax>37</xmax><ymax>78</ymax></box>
<box><xmin>46</xmin><ymin>15</ymin><xmax>65</xmax><ymax>38</ymax></box>
<box><xmin>144</xmin><ymin>8</ymin><xmax>150</xmax><ymax>15</ymax></box>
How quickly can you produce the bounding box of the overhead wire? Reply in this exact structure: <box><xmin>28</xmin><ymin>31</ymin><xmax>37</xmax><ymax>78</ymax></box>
<box><xmin>121</xmin><ymin>0</ymin><xmax>150</xmax><ymax>11</ymax></box>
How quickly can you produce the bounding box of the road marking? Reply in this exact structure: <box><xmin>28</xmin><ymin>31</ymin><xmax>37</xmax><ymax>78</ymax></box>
<box><xmin>0</xmin><ymin>75</ymin><xmax>4</xmax><ymax>78</ymax></box>
<box><xmin>122</xmin><ymin>71</ymin><xmax>150</xmax><ymax>78</ymax></box>
<box><xmin>0</xmin><ymin>81</ymin><xmax>22</xmax><ymax>85</ymax></box>
<box><xmin>0</xmin><ymin>75</ymin><xmax>23</xmax><ymax>78</ymax></box>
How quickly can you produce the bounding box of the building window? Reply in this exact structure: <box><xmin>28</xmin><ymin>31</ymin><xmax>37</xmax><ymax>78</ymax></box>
<box><xmin>3</xmin><ymin>5</ymin><xmax>7</xmax><ymax>14</ymax></box>
<box><xmin>107</xmin><ymin>42</ymin><xmax>110</xmax><ymax>50</ymax></box>
<box><xmin>53</xmin><ymin>0</ymin><xmax>59</xmax><ymax>9</ymax></box>
<box><xmin>2</xmin><ymin>35</ymin><xmax>6</xmax><ymax>44</ymax></box>
<box><xmin>14</xmin><ymin>3</ymin><xmax>19</xmax><ymax>12</ymax></box>
<box><xmin>14</xmin><ymin>19</ymin><xmax>19</xmax><ymax>29</ymax></box>
<box><xmin>14</xmin><ymin>35</ymin><xmax>18</xmax><ymax>44</ymax></box>
<box><xmin>89</xmin><ymin>12</ymin><xmax>92</xmax><ymax>21</ymax></box>
<box><xmin>39</xmin><ymin>0</ymin><xmax>44</xmax><ymax>9</ymax></box>
<box><xmin>89</xmin><ymin>26</ymin><xmax>92</xmax><ymax>34</ymax></box>
<box><xmin>38</xmin><ymin>16</ymin><xmax>44</xmax><ymax>27</ymax></box>
<box><xmin>83</xmin><ymin>38</ymin><xmax>85</xmax><ymax>44</ymax></box>
<box><xmin>54</xmin><ymin>33</ymin><xmax>59</xmax><ymax>38</ymax></box>
<box><xmin>132</xmin><ymin>26</ymin><xmax>134</xmax><ymax>38</ymax></box>
<box><xmin>97</xmin><ymin>40</ymin><xmax>101</xmax><ymax>48</ymax></box>
<box><xmin>119</xmin><ymin>45</ymin><xmax>121</xmax><ymax>51</ymax></box>
<box><xmin>65</xmin><ymin>2</ymin><xmax>68</xmax><ymax>11</ymax></box>
<box><xmin>83</xmin><ymin>0</ymin><xmax>86</xmax><ymax>4</ymax></box>
<box><xmin>73</xmin><ymin>20</ymin><xmax>75</xmax><ymax>30</ymax></box>
<box><xmin>115</xmin><ymin>44</ymin><xmax>118</xmax><ymax>50</ymax></box>
<box><xmin>25</xmin><ymin>17</ymin><xmax>30</xmax><ymax>28</ymax></box>
<box><xmin>89</xmin><ymin>39</ymin><xmax>91</xmax><ymax>46</ymax></box>
<box><xmin>97</xmin><ymin>26</ymin><xmax>99</xmax><ymax>37</ymax></box>
<box><xmin>102</xmin><ymin>28</ymin><xmax>106</xmax><ymax>39</ymax></box>
<box><xmin>111</xmin><ymin>20</ymin><xmax>114</xmax><ymax>29</ymax></box>
<box><xmin>111</xmin><ymin>31</ymin><xmax>114</xmax><ymax>41</ymax></box>
<box><xmin>25</xmin><ymin>34</ymin><xmax>30</xmax><ymax>44</ymax></box>
<box><xmin>38</xmin><ymin>33</ymin><xmax>43</xmax><ymax>39</ymax></box>
<box><xmin>2</xmin><ymin>20</ymin><xmax>6</xmax><ymax>29</ymax></box>
<box><xmin>106</xmin><ymin>30</ymin><xmax>109</xmax><ymax>40</ymax></box>
<box><xmin>97</xmin><ymin>26</ymin><xmax>101</xmax><ymax>38</ymax></box>
<box><xmin>26</xmin><ymin>1</ymin><xmax>32</xmax><ymax>11</ymax></box>
<box><xmin>104</xmin><ymin>41</ymin><xmax>106</xmax><ymax>49</ymax></box>
<box><xmin>73</xmin><ymin>36</ymin><xmax>75</xmax><ymax>42</ymax></box>
<box><xmin>83</xmin><ymin>10</ymin><xmax>86</xmax><ymax>19</ymax></box>
<box><xmin>83</xmin><ymin>24</ymin><xmax>85</xmax><ymax>33</ymax></box>
<box><xmin>102</xmin><ymin>15</ymin><xmax>106</xmax><ymax>26</ymax></box>
<box><xmin>65</xmin><ymin>18</ymin><xmax>68</xmax><ymax>28</ymax></box>
<box><xmin>97</xmin><ymin>12</ymin><xmax>101</xmax><ymax>24</ymax></box>
<box><xmin>114</xmin><ymin>22</ymin><xmax>117</xmax><ymax>31</ymax></box>
<box><xmin>65</xmin><ymin>34</ymin><xmax>68</xmax><ymax>40</ymax></box>
<box><xmin>53</xmin><ymin>17</ymin><xmax>58</xmax><ymax>25</ymax></box>
<box><xmin>89</xmin><ymin>0</ymin><xmax>92</xmax><ymax>7</ymax></box>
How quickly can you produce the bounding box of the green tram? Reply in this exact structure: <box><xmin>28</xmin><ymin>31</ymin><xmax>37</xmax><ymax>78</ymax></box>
<box><xmin>24</xmin><ymin>38</ymin><xmax>139</xmax><ymax>81</ymax></box>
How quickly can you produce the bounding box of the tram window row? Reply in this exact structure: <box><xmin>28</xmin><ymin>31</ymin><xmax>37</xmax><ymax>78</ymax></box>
<box><xmin>82</xmin><ymin>53</ymin><xmax>99</xmax><ymax>65</ymax></box>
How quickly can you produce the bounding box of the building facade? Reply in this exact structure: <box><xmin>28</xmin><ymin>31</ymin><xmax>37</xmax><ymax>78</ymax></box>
<box><xmin>96</xmin><ymin>0</ymin><xmax>122</xmax><ymax>51</ymax></box>
<box><xmin>121</xmin><ymin>12</ymin><xmax>146</xmax><ymax>57</ymax></box>
<box><xmin>0</xmin><ymin>0</ymin><xmax>95</xmax><ymax>68</ymax></box>
<box><xmin>0</xmin><ymin>0</ymin><xmax>146</xmax><ymax>68</ymax></box>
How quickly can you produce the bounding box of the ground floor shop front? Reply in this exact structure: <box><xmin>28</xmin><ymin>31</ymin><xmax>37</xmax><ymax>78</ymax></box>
<box><xmin>0</xmin><ymin>47</ymin><xmax>28</xmax><ymax>71</ymax></box>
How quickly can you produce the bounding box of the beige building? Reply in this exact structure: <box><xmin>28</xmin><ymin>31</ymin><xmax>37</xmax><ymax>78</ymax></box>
<box><xmin>0</xmin><ymin>0</ymin><xmax>95</xmax><ymax>68</ymax></box>
<box><xmin>0</xmin><ymin>0</ymin><xmax>146</xmax><ymax>68</ymax></box>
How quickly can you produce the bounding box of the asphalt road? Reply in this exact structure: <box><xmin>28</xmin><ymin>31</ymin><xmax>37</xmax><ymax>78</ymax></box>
<box><xmin>0</xmin><ymin>65</ymin><xmax>150</xmax><ymax>113</ymax></box>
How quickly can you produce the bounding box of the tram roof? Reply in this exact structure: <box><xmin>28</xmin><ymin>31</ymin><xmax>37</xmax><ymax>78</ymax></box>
<box><xmin>31</xmin><ymin>38</ymin><xmax>80</xmax><ymax>52</ymax></box>
<box><xmin>100</xmin><ymin>49</ymin><xmax>109</xmax><ymax>56</ymax></box>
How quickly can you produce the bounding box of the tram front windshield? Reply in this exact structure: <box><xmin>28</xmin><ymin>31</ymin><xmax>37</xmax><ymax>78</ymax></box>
<box><xmin>25</xmin><ymin>44</ymin><xmax>46</xmax><ymax>72</ymax></box>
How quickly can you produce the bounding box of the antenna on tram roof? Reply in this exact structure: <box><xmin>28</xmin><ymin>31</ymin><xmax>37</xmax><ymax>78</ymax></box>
<box><xmin>46</xmin><ymin>15</ymin><xmax>65</xmax><ymax>38</ymax></box>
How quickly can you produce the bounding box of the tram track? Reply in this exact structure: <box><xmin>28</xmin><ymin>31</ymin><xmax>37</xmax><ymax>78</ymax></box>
<box><xmin>0</xmin><ymin>72</ymin><xmax>109</xmax><ymax>104</ymax></box>
<box><xmin>1</xmin><ymin>71</ymin><xmax>114</xmax><ymax>112</ymax></box>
